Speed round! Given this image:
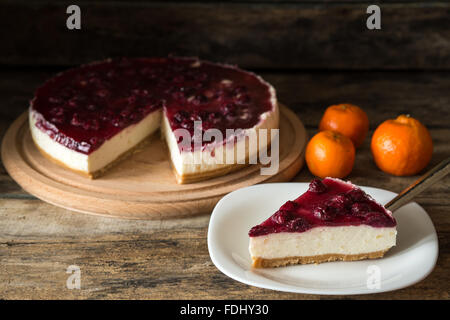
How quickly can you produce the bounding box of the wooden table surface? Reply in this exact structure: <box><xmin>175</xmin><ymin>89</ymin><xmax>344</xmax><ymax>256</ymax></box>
<box><xmin>0</xmin><ymin>69</ymin><xmax>448</xmax><ymax>299</ymax></box>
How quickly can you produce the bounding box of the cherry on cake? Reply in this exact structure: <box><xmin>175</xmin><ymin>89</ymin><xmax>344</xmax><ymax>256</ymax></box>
<box><xmin>29</xmin><ymin>57</ymin><xmax>278</xmax><ymax>183</ymax></box>
<box><xmin>248</xmin><ymin>178</ymin><xmax>397</xmax><ymax>268</ymax></box>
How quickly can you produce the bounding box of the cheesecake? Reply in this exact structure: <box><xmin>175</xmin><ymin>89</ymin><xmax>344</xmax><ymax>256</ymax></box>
<box><xmin>29</xmin><ymin>57</ymin><xmax>278</xmax><ymax>182</ymax></box>
<box><xmin>249</xmin><ymin>178</ymin><xmax>397</xmax><ymax>268</ymax></box>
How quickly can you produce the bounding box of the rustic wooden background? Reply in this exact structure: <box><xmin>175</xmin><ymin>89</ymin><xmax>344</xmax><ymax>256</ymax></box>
<box><xmin>0</xmin><ymin>0</ymin><xmax>449</xmax><ymax>299</ymax></box>
<box><xmin>2</xmin><ymin>1</ymin><xmax>450</xmax><ymax>69</ymax></box>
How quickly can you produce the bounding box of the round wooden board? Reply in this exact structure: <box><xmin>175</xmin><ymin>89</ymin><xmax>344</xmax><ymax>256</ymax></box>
<box><xmin>2</xmin><ymin>105</ymin><xmax>307</xmax><ymax>219</ymax></box>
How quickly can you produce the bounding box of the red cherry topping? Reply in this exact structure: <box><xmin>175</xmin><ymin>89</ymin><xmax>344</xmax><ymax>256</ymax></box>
<box><xmin>32</xmin><ymin>58</ymin><xmax>274</xmax><ymax>154</ymax></box>
<box><xmin>248</xmin><ymin>178</ymin><xmax>396</xmax><ymax>237</ymax></box>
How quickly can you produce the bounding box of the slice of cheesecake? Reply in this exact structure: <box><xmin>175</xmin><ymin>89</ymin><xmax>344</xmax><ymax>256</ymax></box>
<box><xmin>249</xmin><ymin>178</ymin><xmax>397</xmax><ymax>268</ymax></box>
<box><xmin>29</xmin><ymin>57</ymin><xmax>279</xmax><ymax>182</ymax></box>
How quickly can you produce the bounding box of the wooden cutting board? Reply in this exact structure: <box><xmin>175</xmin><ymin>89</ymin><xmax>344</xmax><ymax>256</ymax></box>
<box><xmin>1</xmin><ymin>105</ymin><xmax>307</xmax><ymax>219</ymax></box>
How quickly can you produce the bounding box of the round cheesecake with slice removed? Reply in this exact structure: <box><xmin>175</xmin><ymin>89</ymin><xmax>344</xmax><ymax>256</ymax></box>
<box><xmin>29</xmin><ymin>57</ymin><xmax>278</xmax><ymax>182</ymax></box>
<box><xmin>249</xmin><ymin>178</ymin><xmax>397</xmax><ymax>268</ymax></box>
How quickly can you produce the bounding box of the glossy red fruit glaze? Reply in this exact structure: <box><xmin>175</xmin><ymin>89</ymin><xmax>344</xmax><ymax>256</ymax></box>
<box><xmin>31</xmin><ymin>57</ymin><xmax>274</xmax><ymax>154</ymax></box>
<box><xmin>248</xmin><ymin>178</ymin><xmax>396</xmax><ymax>237</ymax></box>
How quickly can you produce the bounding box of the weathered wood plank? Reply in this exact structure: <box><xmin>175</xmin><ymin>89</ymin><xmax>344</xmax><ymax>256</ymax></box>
<box><xmin>0</xmin><ymin>3</ymin><xmax>448</xmax><ymax>69</ymax></box>
<box><xmin>1</xmin><ymin>70</ymin><xmax>449</xmax><ymax>128</ymax></box>
<box><xmin>0</xmin><ymin>200</ymin><xmax>448</xmax><ymax>299</ymax></box>
<box><xmin>264</xmin><ymin>72</ymin><xmax>450</xmax><ymax>129</ymax></box>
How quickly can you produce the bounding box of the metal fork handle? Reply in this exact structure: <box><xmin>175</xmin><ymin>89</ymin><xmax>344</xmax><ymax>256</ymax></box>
<box><xmin>385</xmin><ymin>157</ymin><xmax>450</xmax><ymax>212</ymax></box>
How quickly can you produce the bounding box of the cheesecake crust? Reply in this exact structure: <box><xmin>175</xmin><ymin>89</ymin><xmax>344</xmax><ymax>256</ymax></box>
<box><xmin>251</xmin><ymin>249</ymin><xmax>389</xmax><ymax>268</ymax></box>
<box><xmin>174</xmin><ymin>162</ymin><xmax>249</xmax><ymax>184</ymax></box>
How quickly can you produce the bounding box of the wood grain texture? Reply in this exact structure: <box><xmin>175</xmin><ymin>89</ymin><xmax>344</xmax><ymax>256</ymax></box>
<box><xmin>0</xmin><ymin>2</ymin><xmax>449</xmax><ymax>69</ymax></box>
<box><xmin>0</xmin><ymin>70</ymin><xmax>449</xmax><ymax>299</ymax></box>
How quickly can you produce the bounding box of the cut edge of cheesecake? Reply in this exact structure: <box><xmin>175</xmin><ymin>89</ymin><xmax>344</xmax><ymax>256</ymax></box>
<box><xmin>249</xmin><ymin>225</ymin><xmax>397</xmax><ymax>268</ymax></box>
<box><xmin>29</xmin><ymin>107</ymin><xmax>162</xmax><ymax>178</ymax></box>
<box><xmin>29</xmin><ymin>99</ymin><xmax>278</xmax><ymax>182</ymax></box>
<box><xmin>161</xmin><ymin>100</ymin><xmax>279</xmax><ymax>184</ymax></box>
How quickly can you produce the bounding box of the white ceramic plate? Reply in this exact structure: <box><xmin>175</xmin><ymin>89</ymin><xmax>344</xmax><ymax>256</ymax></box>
<box><xmin>208</xmin><ymin>183</ymin><xmax>439</xmax><ymax>295</ymax></box>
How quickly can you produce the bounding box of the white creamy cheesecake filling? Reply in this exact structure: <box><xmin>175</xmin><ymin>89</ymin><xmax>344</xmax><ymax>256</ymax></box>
<box><xmin>29</xmin><ymin>108</ymin><xmax>161</xmax><ymax>173</ymax></box>
<box><xmin>249</xmin><ymin>225</ymin><xmax>397</xmax><ymax>259</ymax></box>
